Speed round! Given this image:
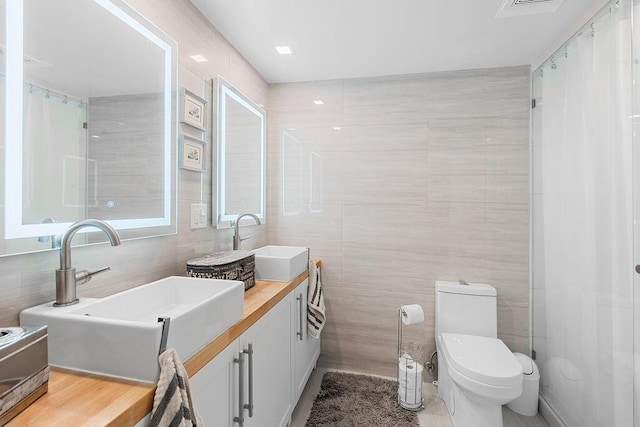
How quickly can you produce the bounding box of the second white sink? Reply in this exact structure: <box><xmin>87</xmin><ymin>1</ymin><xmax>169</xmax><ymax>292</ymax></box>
<box><xmin>20</xmin><ymin>276</ymin><xmax>244</xmax><ymax>382</ymax></box>
<box><xmin>253</xmin><ymin>245</ymin><xmax>309</xmax><ymax>281</ymax></box>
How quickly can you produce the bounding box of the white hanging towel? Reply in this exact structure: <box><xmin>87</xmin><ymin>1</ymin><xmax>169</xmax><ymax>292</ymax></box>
<box><xmin>150</xmin><ymin>348</ymin><xmax>200</xmax><ymax>427</ymax></box>
<box><xmin>307</xmin><ymin>258</ymin><xmax>326</xmax><ymax>338</ymax></box>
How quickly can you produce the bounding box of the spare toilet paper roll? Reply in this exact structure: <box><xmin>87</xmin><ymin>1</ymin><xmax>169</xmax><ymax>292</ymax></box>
<box><xmin>400</xmin><ymin>304</ymin><xmax>424</xmax><ymax>325</ymax></box>
<box><xmin>398</xmin><ymin>357</ymin><xmax>424</xmax><ymax>381</ymax></box>
<box><xmin>398</xmin><ymin>358</ymin><xmax>424</xmax><ymax>405</ymax></box>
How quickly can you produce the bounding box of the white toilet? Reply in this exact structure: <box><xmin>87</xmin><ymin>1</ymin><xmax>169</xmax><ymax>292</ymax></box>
<box><xmin>435</xmin><ymin>280</ymin><xmax>523</xmax><ymax>427</ymax></box>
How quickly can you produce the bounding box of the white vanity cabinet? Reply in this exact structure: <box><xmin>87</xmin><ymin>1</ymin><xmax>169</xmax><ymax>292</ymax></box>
<box><xmin>291</xmin><ymin>278</ymin><xmax>321</xmax><ymax>404</ymax></box>
<box><xmin>191</xmin><ymin>338</ymin><xmax>239</xmax><ymax>425</ymax></box>
<box><xmin>240</xmin><ymin>294</ymin><xmax>293</xmax><ymax>427</ymax></box>
<box><xmin>189</xmin><ymin>276</ymin><xmax>321</xmax><ymax>427</ymax></box>
<box><xmin>191</xmin><ymin>294</ymin><xmax>293</xmax><ymax>427</ymax></box>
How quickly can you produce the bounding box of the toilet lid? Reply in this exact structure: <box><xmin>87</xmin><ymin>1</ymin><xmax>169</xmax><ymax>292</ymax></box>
<box><xmin>440</xmin><ymin>333</ymin><xmax>522</xmax><ymax>387</ymax></box>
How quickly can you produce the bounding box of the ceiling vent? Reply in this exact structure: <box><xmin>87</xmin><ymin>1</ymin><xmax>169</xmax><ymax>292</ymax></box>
<box><xmin>495</xmin><ymin>0</ymin><xmax>565</xmax><ymax>18</ymax></box>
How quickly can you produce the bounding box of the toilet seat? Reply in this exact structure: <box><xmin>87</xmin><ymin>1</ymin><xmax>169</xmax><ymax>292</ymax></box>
<box><xmin>440</xmin><ymin>333</ymin><xmax>522</xmax><ymax>387</ymax></box>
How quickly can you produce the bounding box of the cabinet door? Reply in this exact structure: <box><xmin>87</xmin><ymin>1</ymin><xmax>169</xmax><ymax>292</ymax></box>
<box><xmin>292</xmin><ymin>278</ymin><xmax>321</xmax><ymax>404</ymax></box>
<box><xmin>241</xmin><ymin>295</ymin><xmax>293</xmax><ymax>427</ymax></box>
<box><xmin>191</xmin><ymin>339</ymin><xmax>239</xmax><ymax>426</ymax></box>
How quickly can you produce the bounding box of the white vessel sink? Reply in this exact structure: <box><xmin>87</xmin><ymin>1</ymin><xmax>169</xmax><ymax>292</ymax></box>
<box><xmin>20</xmin><ymin>276</ymin><xmax>244</xmax><ymax>382</ymax></box>
<box><xmin>253</xmin><ymin>245</ymin><xmax>308</xmax><ymax>281</ymax></box>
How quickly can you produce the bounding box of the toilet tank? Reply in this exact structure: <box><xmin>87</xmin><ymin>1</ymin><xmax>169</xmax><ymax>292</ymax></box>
<box><xmin>435</xmin><ymin>280</ymin><xmax>497</xmax><ymax>339</ymax></box>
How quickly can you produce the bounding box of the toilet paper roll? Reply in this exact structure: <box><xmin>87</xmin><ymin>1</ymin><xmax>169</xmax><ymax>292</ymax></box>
<box><xmin>398</xmin><ymin>384</ymin><xmax>423</xmax><ymax>406</ymax></box>
<box><xmin>400</xmin><ymin>304</ymin><xmax>424</xmax><ymax>325</ymax></box>
<box><xmin>398</xmin><ymin>358</ymin><xmax>423</xmax><ymax>406</ymax></box>
<box><xmin>398</xmin><ymin>358</ymin><xmax>424</xmax><ymax>381</ymax></box>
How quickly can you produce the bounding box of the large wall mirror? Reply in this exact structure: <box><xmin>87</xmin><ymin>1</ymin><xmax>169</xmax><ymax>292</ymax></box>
<box><xmin>0</xmin><ymin>0</ymin><xmax>177</xmax><ymax>256</ymax></box>
<box><xmin>216</xmin><ymin>77</ymin><xmax>265</xmax><ymax>228</ymax></box>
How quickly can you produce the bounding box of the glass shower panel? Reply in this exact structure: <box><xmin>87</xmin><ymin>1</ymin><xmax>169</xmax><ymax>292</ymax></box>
<box><xmin>530</xmin><ymin>67</ymin><xmax>545</xmax><ymax>407</ymax></box>
<box><xmin>633</xmin><ymin>2</ymin><xmax>640</xmax><ymax>424</ymax></box>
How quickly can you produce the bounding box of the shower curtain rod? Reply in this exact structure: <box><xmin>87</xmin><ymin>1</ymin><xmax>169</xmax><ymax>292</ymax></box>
<box><xmin>25</xmin><ymin>82</ymin><xmax>85</xmax><ymax>107</ymax></box>
<box><xmin>0</xmin><ymin>72</ymin><xmax>86</xmax><ymax>106</ymax></box>
<box><xmin>536</xmin><ymin>0</ymin><xmax>621</xmax><ymax>73</ymax></box>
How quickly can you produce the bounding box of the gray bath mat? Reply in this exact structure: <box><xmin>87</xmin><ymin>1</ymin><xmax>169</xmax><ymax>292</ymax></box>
<box><xmin>305</xmin><ymin>371</ymin><xmax>419</xmax><ymax>427</ymax></box>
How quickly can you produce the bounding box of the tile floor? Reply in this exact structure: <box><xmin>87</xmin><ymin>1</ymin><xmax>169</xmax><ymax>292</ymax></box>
<box><xmin>291</xmin><ymin>368</ymin><xmax>550</xmax><ymax>427</ymax></box>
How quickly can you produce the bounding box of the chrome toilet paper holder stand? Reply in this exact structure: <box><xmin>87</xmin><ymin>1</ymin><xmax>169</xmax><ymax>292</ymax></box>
<box><xmin>397</xmin><ymin>306</ymin><xmax>425</xmax><ymax>411</ymax></box>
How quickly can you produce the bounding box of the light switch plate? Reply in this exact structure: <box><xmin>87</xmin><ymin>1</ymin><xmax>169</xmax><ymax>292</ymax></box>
<box><xmin>190</xmin><ymin>203</ymin><xmax>207</xmax><ymax>229</ymax></box>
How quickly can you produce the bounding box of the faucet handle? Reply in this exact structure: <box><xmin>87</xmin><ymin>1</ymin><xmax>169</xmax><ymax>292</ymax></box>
<box><xmin>76</xmin><ymin>267</ymin><xmax>111</xmax><ymax>286</ymax></box>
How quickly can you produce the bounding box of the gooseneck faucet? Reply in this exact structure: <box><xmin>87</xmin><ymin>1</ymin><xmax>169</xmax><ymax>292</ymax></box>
<box><xmin>232</xmin><ymin>213</ymin><xmax>261</xmax><ymax>250</ymax></box>
<box><xmin>54</xmin><ymin>219</ymin><xmax>121</xmax><ymax>307</ymax></box>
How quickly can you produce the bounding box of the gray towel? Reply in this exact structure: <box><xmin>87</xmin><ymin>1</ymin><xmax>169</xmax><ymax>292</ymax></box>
<box><xmin>150</xmin><ymin>349</ymin><xmax>199</xmax><ymax>427</ymax></box>
<box><xmin>307</xmin><ymin>259</ymin><xmax>325</xmax><ymax>338</ymax></box>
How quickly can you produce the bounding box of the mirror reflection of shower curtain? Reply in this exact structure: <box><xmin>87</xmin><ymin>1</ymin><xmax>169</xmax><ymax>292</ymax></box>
<box><xmin>538</xmin><ymin>1</ymin><xmax>634</xmax><ymax>425</ymax></box>
<box><xmin>22</xmin><ymin>88</ymin><xmax>87</xmax><ymax>225</ymax></box>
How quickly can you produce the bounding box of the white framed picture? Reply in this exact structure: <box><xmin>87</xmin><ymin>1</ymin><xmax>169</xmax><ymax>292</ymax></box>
<box><xmin>180</xmin><ymin>88</ymin><xmax>208</xmax><ymax>131</ymax></box>
<box><xmin>180</xmin><ymin>134</ymin><xmax>206</xmax><ymax>172</ymax></box>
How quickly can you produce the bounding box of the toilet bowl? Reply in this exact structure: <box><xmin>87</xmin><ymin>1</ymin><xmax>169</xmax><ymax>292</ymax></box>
<box><xmin>438</xmin><ymin>334</ymin><xmax>522</xmax><ymax>427</ymax></box>
<box><xmin>435</xmin><ymin>281</ymin><xmax>523</xmax><ymax>427</ymax></box>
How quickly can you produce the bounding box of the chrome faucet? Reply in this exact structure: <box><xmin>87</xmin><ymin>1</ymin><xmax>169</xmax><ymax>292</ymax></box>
<box><xmin>54</xmin><ymin>219</ymin><xmax>121</xmax><ymax>307</ymax></box>
<box><xmin>232</xmin><ymin>213</ymin><xmax>261</xmax><ymax>250</ymax></box>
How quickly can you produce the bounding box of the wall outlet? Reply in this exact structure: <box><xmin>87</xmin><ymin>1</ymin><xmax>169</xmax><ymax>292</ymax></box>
<box><xmin>190</xmin><ymin>203</ymin><xmax>207</xmax><ymax>229</ymax></box>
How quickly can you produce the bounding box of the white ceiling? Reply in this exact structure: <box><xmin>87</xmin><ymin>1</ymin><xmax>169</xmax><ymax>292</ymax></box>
<box><xmin>16</xmin><ymin>0</ymin><xmax>167</xmax><ymax>100</ymax></box>
<box><xmin>189</xmin><ymin>0</ymin><xmax>608</xmax><ymax>84</ymax></box>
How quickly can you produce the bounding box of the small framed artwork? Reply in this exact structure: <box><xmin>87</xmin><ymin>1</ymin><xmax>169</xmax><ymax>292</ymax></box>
<box><xmin>180</xmin><ymin>88</ymin><xmax>208</xmax><ymax>131</ymax></box>
<box><xmin>180</xmin><ymin>134</ymin><xmax>206</xmax><ymax>172</ymax></box>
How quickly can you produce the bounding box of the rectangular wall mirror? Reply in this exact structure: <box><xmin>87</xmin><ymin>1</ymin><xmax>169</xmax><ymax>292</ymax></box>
<box><xmin>216</xmin><ymin>77</ymin><xmax>265</xmax><ymax>228</ymax></box>
<box><xmin>0</xmin><ymin>0</ymin><xmax>178</xmax><ymax>256</ymax></box>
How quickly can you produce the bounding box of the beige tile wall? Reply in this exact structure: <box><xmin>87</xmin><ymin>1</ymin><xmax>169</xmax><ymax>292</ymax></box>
<box><xmin>268</xmin><ymin>66</ymin><xmax>531</xmax><ymax>378</ymax></box>
<box><xmin>88</xmin><ymin>93</ymin><xmax>166</xmax><ymax>221</ymax></box>
<box><xmin>0</xmin><ymin>0</ymin><xmax>268</xmax><ymax>326</ymax></box>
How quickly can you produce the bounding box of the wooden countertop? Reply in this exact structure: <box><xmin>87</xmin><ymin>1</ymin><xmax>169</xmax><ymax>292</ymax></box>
<box><xmin>7</xmin><ymin>265</ymin><xmax>315</xmax><ymax>427</ymax></box>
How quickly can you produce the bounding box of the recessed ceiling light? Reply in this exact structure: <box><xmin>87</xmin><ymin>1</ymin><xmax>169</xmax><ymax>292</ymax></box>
<box><xmin>190</xmin><ymin>54</ymin><xmax>208</xmax><ymax>63</ymax></box>
<box><xmin>313</xmin><ymin>100</ymin><xmax>324</xmax><ymax>105</ymax></box>
<box><xmin>275</xmin><ymin>46</ymin><xmax>294</xmax><ymax>55</ymax></box>
<box><xmin>333</xmin><ymin>127</ymin><xmax>341</xmax><ymax>130</ymax></box>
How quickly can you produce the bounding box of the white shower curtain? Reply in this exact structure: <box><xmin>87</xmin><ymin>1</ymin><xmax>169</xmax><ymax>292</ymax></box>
<box><xmin>539</xmin><ymin>1</ymin><xmax>634</xmax><ymax>425</ymax></box>
<box><xmin>22</xmin><ymin>88</ymin><xmax>86</xmax><ymax>224</ymax></box>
